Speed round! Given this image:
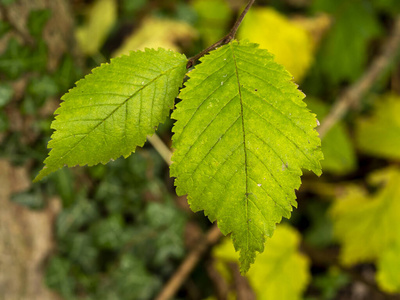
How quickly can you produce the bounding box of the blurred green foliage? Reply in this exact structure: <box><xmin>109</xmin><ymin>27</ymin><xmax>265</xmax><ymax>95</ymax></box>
<box><xmin>1</xmin><ymin>0</ymin><xmax>400</xmax><ymax>299</ymax></box>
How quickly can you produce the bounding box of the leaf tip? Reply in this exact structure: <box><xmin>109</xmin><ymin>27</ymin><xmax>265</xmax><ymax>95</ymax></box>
<box><xmin>238</xmin><ymin>249</ymin><xmax>256</xmax><ymax>275</ymax></box>
<box><xmin>33</xmin><ymin>166</ymin><xmax>49</xmax><ymax>183</ymax></box>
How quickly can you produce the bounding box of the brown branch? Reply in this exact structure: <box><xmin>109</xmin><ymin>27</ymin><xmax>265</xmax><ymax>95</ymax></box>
<box><xmin>228</xmin><ymin>263</ymin><xmax>256</xmax><ymax>300</ymax></box>
<box><xmin>206</xmin><ymin>259</ymin><xmax>230</xmax><ymax>300</ymax></box>
<box><xmin>318</xmin><ymin>16</ymin><xmax>400</xmax><ymax>138</ymax></box>
<box><xmin>155</xmin><ymin>224</ymin><xmax>223</xmax><ymax>300</ymax></box>
<box><xmin>186</xmin><ymin>0</ymin><xmax>255</xmax><ymax>69</ymax></box>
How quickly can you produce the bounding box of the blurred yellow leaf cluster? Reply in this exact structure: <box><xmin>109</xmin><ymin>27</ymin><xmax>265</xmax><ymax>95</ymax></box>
<box><xmin>330</xmin><ymin>167</ymin><xmax>400</xmax><ymax>293</ymax></box>
<box><xmin>76</xmin><ymin>0</ymin><xmax>117</xmax><ymax>55</ymax></box>
<box><xmin>356</xmin><ymin>93</ymin><xmax>400</xmax><ymax>160</ymax></box>
<box><xmin>212</xmin><ymin>224</ymin><xmax>310</xmax><ymax>300</ymax></box>
<box><xmin>238</xmin><ymin>7</ymin><xmax>328</xmax><ymax>81</ymax></box>
<box><xmin>113</xmin><ymin>17</ymin><xmax>197</xmax><ymax>57</ymax></box>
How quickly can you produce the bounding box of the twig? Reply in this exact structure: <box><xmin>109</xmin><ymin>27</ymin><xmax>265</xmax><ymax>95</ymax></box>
<box><xmin>186</xmin><ymin>0</ymin><xmax>255</xmax><ymax>69</ymax></box>
<box><xmin>206</xmin><ymin>259</ymin><xmax>230</xmax><ymax>299</ymax></box>
<box><xmin>155</xmin><ymin>224</ymin><xmax>223</xmax><ymax>300</ymax></box>
<box><xmin>147</xmin><ymin>134</ymin><xmax>173</xmax><ymax>166</ymax></box>
<box><xmin>228</xmin><ymin>263</ymin><xmax>256</xmax><ymax>300</ymax></box>
<box><xmin>318</xmin><ymin>16</ymin><xmax>400</xmax><ymax>138</ymax></box>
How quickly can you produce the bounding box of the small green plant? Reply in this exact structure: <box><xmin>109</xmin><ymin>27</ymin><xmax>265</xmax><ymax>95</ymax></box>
<box><xmin>35</xmin><ymin>0</ymin><xmax>323</xmax><ymax>273</ymax></box>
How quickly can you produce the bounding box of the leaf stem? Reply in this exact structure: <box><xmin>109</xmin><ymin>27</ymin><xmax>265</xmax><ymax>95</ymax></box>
<box><xmin>186</xmin><ymin>0</ymin><xmax>256</xmax><ymax>69</ymax></box>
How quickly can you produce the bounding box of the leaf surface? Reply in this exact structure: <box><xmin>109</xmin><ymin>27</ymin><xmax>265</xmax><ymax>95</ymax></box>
<box><xmin>35</xmin><ymin>49</ymin><xmax>187</xmax><ymax>181</ymax></box>
<box><xmin>171</xmin><ymin>40</ymin><xmax>323</xmax><ymax>272</ymax></box>
<box><xmin>213</xmin><ymin>224</ymin><xmax>310</xmax><ymax>300</ymax></box>
<box><xmin>356</xmin><ymin>93</ymin><xmax>400</xmax><ymax>160</ymax></box>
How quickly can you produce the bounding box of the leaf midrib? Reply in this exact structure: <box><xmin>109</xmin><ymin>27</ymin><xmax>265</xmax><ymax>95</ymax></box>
<box><xmin>229</xmin><ymin>42</ymin><xmax>250</xmax><ymax>252</ymax></box>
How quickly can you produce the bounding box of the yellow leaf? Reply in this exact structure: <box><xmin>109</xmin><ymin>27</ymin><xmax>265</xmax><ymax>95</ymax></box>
<box><xmin>75</xmin><ymin>0</ymin><xmax>117</xmax><ymax>55</ymax></box>
<box><xmin>356</xmin><ymin>93</ymin><xmax>400</xmax><ymax>160</ymax></box>
<box><xmin>213</xmin><ymin>224</ymin><xmax>310</xmax><ymax>300</ymax></box>
<box><xmin>113</xmin><ymin>17</ymin><xmax>197</xmax><ymax>57</ymax></box>
<box><xmin>238</xmin><ymin>7</ymin><xmax>314</xmax><ymax>81</ymax></box>
<box><xmin>377</xmin><ymin>242</ymin><xmax>400</xmax><ymax>294</ymax></box>
<box><xmin>330</xmin><ymin>167</ymin><xmax>400</xmax><ymax>266</ymax></box>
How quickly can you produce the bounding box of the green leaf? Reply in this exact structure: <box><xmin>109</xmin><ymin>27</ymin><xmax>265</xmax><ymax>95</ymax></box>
<box><xmin>35</xmin><ymin>49</ymin><xmax>187</xmax><ymax>182</ymax></box>
<box><xmin>98</xmin><ymin>254</ymin><xmax>161</xmax><ymax>300</ymax></box>
<box><xmin>27</xmin><ymin>9</ymin><xmax>51</xmax><ymax>38</ymax></box>
<box><xmin>330</xmin><ymin>167</ymin><xmax>400</xmax><ymax>265</ymax></box>
<box><xmin>306</xmin><ymin>97</ymin><xmax>356</xmax><ymax>174</ymax></box>
<box><xmin>213</xmin><ymin>224</ymin><xmax>311</xmax><ymax>300</ymax></box>
<box><xmin>356</xmin><ymin>93</ymin><xmax>400</xmax><ymax>160</ymax></box>
<box><xmin>0</xmin><ymin>38</ymin><xmax>47</xmax><ymax>79</ymax></box>
<box><xmin>313</xmin><ymin>0</ymin><xmax>382</xmax><ymax>84</ymax></box>
<box><xmin>171</xmin><ymin>40</ymin><xmax>323</xmax><ymax>273</ymax></box>
<box><xmin>0</xmin><ymin>20</ymin><xmax>11</xmax><ymax>37</ymax></box>
<box><xmin>313</xmin><ymin>267</ymin><xmax>350</xmax><ymax>299</ymax></box>
<box><xmin>45</xmin><ymin>256</ymin><xmax>76</xmax><ymax>299</ymax></box>
<box><xmin>373</xmin><ymin>0</ymin><xmax>400</xmax><ymax>15</ymax></box>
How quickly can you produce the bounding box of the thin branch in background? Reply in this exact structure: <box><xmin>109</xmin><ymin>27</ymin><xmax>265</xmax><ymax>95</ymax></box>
<box><xmin>318</xmin><ymin>16</ymin><xmax>400</xmax><ymax>138</ymax></box>
<box><xmin>155</xmin><ymin>224</ymin><xmax>223</xmax><ymax>300</ymax></box>
<box><xmin>228</xmin><ymin>263</ymin><xmax>256</xmax><ymax>300</ymax></box>
<box><xmin>186</xmin><ymin>0</ymin><xmax>255</xmax><ymax>69</ymax></box>
<box><xmin>206</xmin><ymin>259</ymin><xmax>231</xmax><ymax>300</ymax></box>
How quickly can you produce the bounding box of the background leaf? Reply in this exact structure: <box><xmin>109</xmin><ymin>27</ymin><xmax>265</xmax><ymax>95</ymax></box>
<box><xmin>376</xmin><ymin>241</ymin><xmax>400</xmax><ymax>294</ymax></box>
<box><xmin>76</xmin><ymin>0</ymin><xmax>117</xmax><ymax>55</ymax></box>
<box><xmin>312</xmin><ymin>0</ymin><xmax>382</xmax><ymax>84</ymax></box>
<box><xmin>356</xmin><ymin>93</ymin><xmax>400</xmax><ymax>160</ymax></box>
<box><xmin>113</xmin><ymin>17</ymin><xmax>197</xmax><ymax>57</ymax></box>
<box><xmin>330</xmin><ymin>167</ymin><xmax>400</xmax><ymax>265</ymax></box>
